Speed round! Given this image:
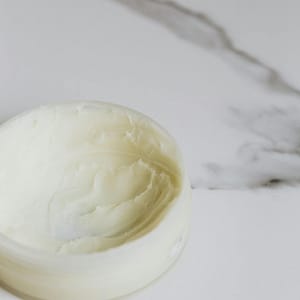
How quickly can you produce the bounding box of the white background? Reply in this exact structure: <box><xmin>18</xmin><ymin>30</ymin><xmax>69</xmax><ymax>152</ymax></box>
<box><xmin>1</xmin><ymin>1</ymin><xmax>300</xmax><ymax>299</ymax></box>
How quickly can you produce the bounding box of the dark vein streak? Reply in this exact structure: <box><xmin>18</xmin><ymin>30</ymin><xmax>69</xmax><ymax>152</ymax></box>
<box><xmin>115</xmin><ymin>0</ymin><xmax>300</xmax><ymax>190</ymax></box>
<box><xmin>116</xmin><ymin>0</ymin><xmax>300</xmax><ymax>97</ymax></box>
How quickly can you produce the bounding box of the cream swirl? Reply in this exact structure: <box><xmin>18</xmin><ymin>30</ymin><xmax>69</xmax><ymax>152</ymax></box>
<box><xmin>0</xmin><ymin>103</ymin><xmax>181</xmax><ymax>254</ymax></box>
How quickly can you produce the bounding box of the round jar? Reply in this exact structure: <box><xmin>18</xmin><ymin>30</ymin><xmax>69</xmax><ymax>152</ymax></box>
<box><xmin>0</xmin><ymin>102</ymin><xmax>191</xmax><ymax>300</ymax></box>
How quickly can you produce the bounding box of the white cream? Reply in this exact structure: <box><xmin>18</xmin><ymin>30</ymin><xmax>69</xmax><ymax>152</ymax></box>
<box><xmin>0</xmin><ymin>102</ymin><xmax>181</xmax><ymax>254</ymax></box>
<box><xmin>0</xmin><ymin>102</ymin><xmax>191</xmax><ymax>300</ymax></box>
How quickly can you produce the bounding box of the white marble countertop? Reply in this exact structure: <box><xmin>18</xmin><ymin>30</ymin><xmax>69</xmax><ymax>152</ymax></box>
<box><xmin>1</xmin><ymin>1</ymin><xmax>300</xmax><ymax>299</ymax></box>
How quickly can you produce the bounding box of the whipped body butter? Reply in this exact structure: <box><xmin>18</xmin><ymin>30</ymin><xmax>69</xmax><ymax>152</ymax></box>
<box><xmin>0</xmin><ymin>102</ymin><xmax>191</xmax><ymax>300</ymax></box>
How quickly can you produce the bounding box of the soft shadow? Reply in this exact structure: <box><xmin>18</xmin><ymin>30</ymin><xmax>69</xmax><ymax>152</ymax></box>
<box><xmin>0</xmin><ymin>281</ymin><xmax>41</xmax><ymax>300</ymax></box>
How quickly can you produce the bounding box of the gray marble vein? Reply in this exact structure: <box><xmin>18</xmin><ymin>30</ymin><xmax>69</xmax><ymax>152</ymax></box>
<box><xmin>115</xmin><ymin>0</ymin><xmax>300</xmax><ymax>97</ymax></box>
<box><xmin>115</xmin><ymin>0</ymin><xmax>300</xmax><ymax>190</ymax></box>
<box><xmin>195</xmin><ymin>106</ymin><xmax>300</xmax><ymax>189</ymax></box>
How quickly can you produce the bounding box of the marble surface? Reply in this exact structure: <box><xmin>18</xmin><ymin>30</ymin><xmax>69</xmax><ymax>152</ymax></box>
<box><xmin>1</xmin><ymin>0</ymin><xmax>300</xmax><ymax>299</ymax></box>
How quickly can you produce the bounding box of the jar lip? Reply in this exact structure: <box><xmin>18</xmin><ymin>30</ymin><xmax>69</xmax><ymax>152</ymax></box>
<box><xmin>0</xmin><ymin>100</ymin><xmax>190</xmax><ymax>266</ymax></box>
<box><xmin>2</xmin><ymin>100</ymin><xmax>179</xmax><ymax>145</ymax></box>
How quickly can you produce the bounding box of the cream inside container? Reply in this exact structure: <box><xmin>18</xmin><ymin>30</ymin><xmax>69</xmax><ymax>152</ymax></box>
<box><xmin>0</xmin><ymin>102</ymin><xmax>191</xmax><ymax>300</ymax></box>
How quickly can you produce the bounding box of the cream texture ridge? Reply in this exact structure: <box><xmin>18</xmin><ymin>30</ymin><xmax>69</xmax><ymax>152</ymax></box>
<box><xmin>0</xmin><ymin>102</ymin><xmax>182</xmax><ymax>254</ymax></box>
